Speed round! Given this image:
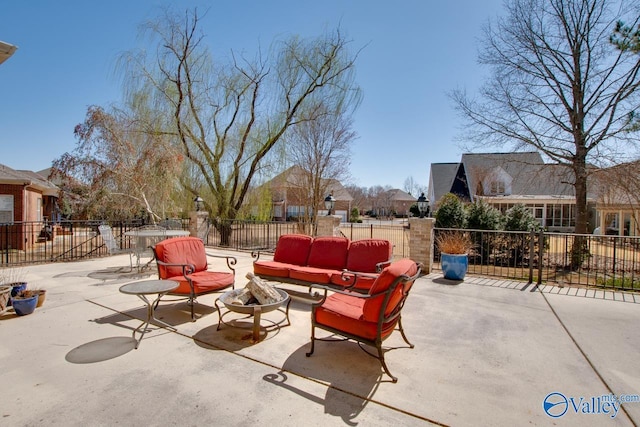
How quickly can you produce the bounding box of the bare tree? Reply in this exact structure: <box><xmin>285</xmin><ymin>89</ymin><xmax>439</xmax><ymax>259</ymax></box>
<box><xmin>403</xmin><ymin>176</ymin><xmax>426</xmax><ymax>197</ymax></box>
<box><xmin>284</xmin><ymin>100</ymin><xmax>359</xmax><ymax>226</ymax></box>
<box><xmin>121</xmin><ymin>9</ymin><xmax>360</xmax><ymax>244</ymax></box>
<box><xmin>452</xmin><ymin>0</ymin><xmax>640</xmax><ymax>237</ymax></box>
<box><xmin>52</xmin><ymin>105</ymin><xmax>183</xmax><ymax>221</ymax></box>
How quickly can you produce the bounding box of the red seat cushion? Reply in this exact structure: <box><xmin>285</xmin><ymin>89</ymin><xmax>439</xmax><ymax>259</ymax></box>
<box><xmin>253</xmin><ymin>261</ymin><xmax>293</xmax><ymax>278</ymax></box>
<box><xmin>363</xmin><ymin>259</ymin><xmax>418</xmax><ymax>322</ymax></box>
<box><xmin>166</xmin><ymin>271</ymin><xmax>234</xmax><ymax>295</ymax></box>
<box><xmin>155</xmin><ymin>237</ymin><xmax>208</xmax><ymax>278</ymax></box>
<box><xmin>314</xmin><ymin>293</ymin><xmax>398</xmax><ymax>341</ymax></box>
<box><xmin>346</xmin><ymin>239</ymin><xmax>392</xmax><ymax>273</ymax></box>
<box><xmin>273</xmin><ymin>234</ymin><xmax>313</xmax><ymax>266</ymax></box>
<box><xmin>289</xmin><ymin>266</ymin><xmax>338</xmax><ymax>284</ymax></box>
<box><xmin>306</xmin><ymin>237</ymin><xmax>350</xmax><ymax>270</ymax></box>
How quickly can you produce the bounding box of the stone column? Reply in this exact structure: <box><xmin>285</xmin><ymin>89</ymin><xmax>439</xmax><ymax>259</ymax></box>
<box><xmin>409</xmin><ymin>217</ymin><xmax>435</xmax><ymax>274</ymax></box>
<box><xmin>316</xmin><ymin>215</ymin><xmax>341</xmax><ymax>237</ymax></box>
<box><xmin>189</xmin><ymin>211</ymin><xmax>209</xmax><ymax>240</ymax></box>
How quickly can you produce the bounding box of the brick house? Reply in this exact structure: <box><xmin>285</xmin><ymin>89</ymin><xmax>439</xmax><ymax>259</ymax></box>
<box><xmin>0</xmin><ymin>164</ymin><xmax>59</xmax><ymax>250</ymax></box>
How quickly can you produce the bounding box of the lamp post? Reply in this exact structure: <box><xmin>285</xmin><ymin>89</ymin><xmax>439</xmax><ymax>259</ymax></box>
<box><xmin>324</xmin><ymin>193</ymin><xmax>336</xmax><ymax>216</ymax></box>
<box><xmin>194</xmin><ymin>196</ymin><xmax>204</xmax><ymax>212</ymax></box>
<box><xmin>417</xmin><ymin>192</ymin><xmax>429</xmax><ymax>218</ymax></box>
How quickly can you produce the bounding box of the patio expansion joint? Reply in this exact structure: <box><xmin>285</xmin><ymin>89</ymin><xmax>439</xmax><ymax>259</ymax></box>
<box><xmin>537</xmin><ymin>291</ymin><xmax>638</xmax><ymax>427</ymax></box>
<box><xmin>86</xmin><ymin>298</ymin><xmax>449</xmax><ymax>426</ymax></box>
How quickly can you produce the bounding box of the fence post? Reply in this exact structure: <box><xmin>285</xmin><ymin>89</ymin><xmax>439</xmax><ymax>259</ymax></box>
<box><xmin>528</xmin><ymin>230</ymin><xmax>535</xmax><ymax>284</ymax></box>
<box><xmin>316</xmin><ymin>215</ymin><xmax>341</xmax><ymax>237</ymax></box>
<box><xmin>190</xmin><ymin>211</ymin><xmax>209</xmax><ymax>241</ymax></box>
<box><xmin>537</xmin><ymin>229</ymin><xmax>544</xmax><ymax>285</ymax></box>
<box><xmin>408</xmin><ymin>217</ymin><xmax>435</xmax><ymax>274</ymax></box>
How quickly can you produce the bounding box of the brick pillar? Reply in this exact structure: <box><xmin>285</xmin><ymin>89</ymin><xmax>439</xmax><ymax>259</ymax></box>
<box><xmin>189</xmin><ymin>211</ymin><xmax>209</xmax><ymax>240</ymax></box>
<box><xmin>409</xmin><ymin>217</ymin><xmax>435</xmax><ymax>274</ymax></box>
<box><xmin>316</xmin><ymin>215</ymin><xmax>341</xmax><ymax>237</ymax></box>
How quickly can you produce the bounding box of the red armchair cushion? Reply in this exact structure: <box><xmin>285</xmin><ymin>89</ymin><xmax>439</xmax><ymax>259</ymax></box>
<box><xmin>166</xmin><ymin>271</ymin><xmax>234</xmax><ymax>295</ymax></box>
<box><xmin>155</xmin><ymin>237</ymin><xmax>208</xmax><ymax>278</ymax></box>
<box><xmin>306</xmin><ymin>237</ymin><xmax>350</xmax><ymax>270</ymax></box>
<box><xmin>273</xmin><ymin>234</ymin><xmax>313</xmax><ymax>266</ymax></box>
<box><xmin>363</xmin><ymin>259</ymin><xmax>418</xmax><ymax>322</ymax></box>
<box><xmin>253</xmin><ymin>261</ymin><xmax>293</xmax><ymax>278</ymax></box>
<box><xmin>346</xmin><ymin>239</ymin><xmax>392</xmax><ymax>273</ymax></box>
<box><xmin>314</xmin><ymin>293</ymin><xmax>398</xmax><ymax>341</ymax></box>
<box><xmin>289</xmin><ymin>266</ymin><xmax>338</xmax><ymax>284</ymax></box>
<box><xmin>329</xmin><ymin>272</ymin><xmax>377</xmax><ymax>290</ymax></box>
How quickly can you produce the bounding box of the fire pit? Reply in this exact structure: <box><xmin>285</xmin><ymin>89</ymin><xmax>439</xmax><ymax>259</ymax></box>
<box><xmin>215</xmin><ymin>288</ymin><xmax>291</xmax><ymax>343</ymax></box>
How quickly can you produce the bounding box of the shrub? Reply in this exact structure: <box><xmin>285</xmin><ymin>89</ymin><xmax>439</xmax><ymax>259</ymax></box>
<box><xmin>503</xmin><ymin>204</ymin><xmax>540</xmax><ymax>231</ymax></box>
<box><xmin>467</xmin><ymin>199</ymin><xmax>502</xmax><ymax>230</ymax></box>
<box><xmin>435</xmin><ymin>193</ymin><xmax>467</xmax><ymax>228</ymax></box>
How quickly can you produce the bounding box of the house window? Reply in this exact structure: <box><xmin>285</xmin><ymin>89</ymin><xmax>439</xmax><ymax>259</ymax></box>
<box><xmin>0</xmin><ymin>195</ymin><xmax>14</xmax><ymax>223</ymax></box>
<box><xmin>490</xmin><ymin>181</ymin><xmax>506</xmax><ymax>195</ymax></box>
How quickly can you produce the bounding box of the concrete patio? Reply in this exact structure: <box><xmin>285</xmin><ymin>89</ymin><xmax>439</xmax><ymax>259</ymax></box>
<box><xmin>1</xmin><ymin>249</ymin><xmax>639</xmax><ymax>426</ymax></box>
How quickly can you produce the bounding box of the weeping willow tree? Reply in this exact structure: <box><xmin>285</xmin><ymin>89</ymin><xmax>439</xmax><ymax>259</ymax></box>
<box><xmin>120</xmin><ymin>8</ymin><xmax>361</xmax><ymax>244</ymax></box>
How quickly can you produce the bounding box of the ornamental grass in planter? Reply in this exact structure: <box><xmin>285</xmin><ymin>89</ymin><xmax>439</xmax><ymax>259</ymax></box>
<box><xmin>436</xmin><ymin>231</ymin><xmax>473</xmax><ymax>281</ymax></box>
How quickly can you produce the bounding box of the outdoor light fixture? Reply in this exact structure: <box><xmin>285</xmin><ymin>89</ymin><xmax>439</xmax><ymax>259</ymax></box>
<box><xmin>194</xmin><ymin>196</ymin><xmax>204</xmax><ymax>212</ymax></box>
<box><xmin>324</xmin><ymin>193</ymin><xmax>336</xmax><ymax>216</ymax></box>
<box><xmin>417</xmin><ymin>192</ymin><xmax>429</xmax><ymax>218</ymax></box>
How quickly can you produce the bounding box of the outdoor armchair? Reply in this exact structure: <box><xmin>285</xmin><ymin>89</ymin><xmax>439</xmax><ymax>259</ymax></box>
<box><xmin>306</xmin><ymin>258</ymin><xmax>421</xmax><ymax>382</ymax></box>
<box><xmin>152</xmin><ymin>237</ymin><xmax>236</xmax><ymax>321</ymax></box>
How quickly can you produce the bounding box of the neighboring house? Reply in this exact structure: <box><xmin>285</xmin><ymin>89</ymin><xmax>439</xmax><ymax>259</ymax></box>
<box><xmin>428</xmin><ymin>152</ymin><xmax>593</xmax><ymax>232</ymax></box>
<box><xmin>369</xmin><ymin>189</ymin><xmax>417</xmax><ymax>218</ymax></box>
<box><xmin>591</xmin><ymin>161</ymin><xmax>640</xmax><ymax>236</ymax></box>
<box><xmin>264</xmin><ymin>165</ymin><xmax>353</xmax><ymax>222</ymax></box>
<box><xmin>0</xmin><ymin>163</ymin><xmax>60</xmax><ymax>250</ymax></box>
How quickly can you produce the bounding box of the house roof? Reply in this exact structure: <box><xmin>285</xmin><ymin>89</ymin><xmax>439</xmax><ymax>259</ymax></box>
<box><xmin>0</xmin><ymin>40</ymin><xmax>17</xmax><ymax>65</ymax></box>
<box><xmin>385</xmin><ymin>188</ymin><xmax>416</xmax><ymax>202</ymax></box>
<box><xmin>428</xmin><ymin>163</ymin><xmax>460</xmax><ymax>204</ymax></box>
<box><xmin>0</xmin><ymin>163</ymin><xmax>59</xmax><ymax>196</ymax></box>
<box><xmin>459</xmin><ymin>152</ymin><xmax>575</xmax><ymax>200</ymax></box>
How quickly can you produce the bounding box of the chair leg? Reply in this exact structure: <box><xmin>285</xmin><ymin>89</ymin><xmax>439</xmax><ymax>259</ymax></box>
<box><xmin>306</xmin><ymin>324</ymin><xmax>316</xmax><ymax>357</ymax></box>
<box><xmin>377</xmin><ymin>342</ymin><xmax>398</xmax><ymax>383</ymax></box>
<box><xmin>398</xmin><ymin>316</ymin><xmax>414</xmax><ymax>348</ymax></box>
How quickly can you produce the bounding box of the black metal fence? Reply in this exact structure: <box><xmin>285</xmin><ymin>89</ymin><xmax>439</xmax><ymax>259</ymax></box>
<box><xmin>2</xmin><ymin>219</ymin><xmax>639</xmax><ymax>291</ymax></box>
<box><xmin>434</xmin><ymin>228</ymin><xmax>640</xmax><ymax>291</ymax></box>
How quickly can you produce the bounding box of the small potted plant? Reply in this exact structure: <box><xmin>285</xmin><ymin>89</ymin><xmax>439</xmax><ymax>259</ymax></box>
<box><xmin>11</xmin><ymin>289</ymin><xmax>39</xmax><ymax>316</ymax></box>
<box><xmin>436</xmin><ymin>231</ymin><xmax>473</xmax><ymax>281</ymax></box>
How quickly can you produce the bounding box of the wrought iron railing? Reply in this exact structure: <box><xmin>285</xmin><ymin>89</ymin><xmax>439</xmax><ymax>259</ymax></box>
<box><xmin>434</xmin><ymin>228</ymin><xmax>640</xmax><ymax>291</ymax></box>
<box><xmin>2</xmin><ymin>219</ymin><xmax>639</xmax><ymax>291</ymax></box>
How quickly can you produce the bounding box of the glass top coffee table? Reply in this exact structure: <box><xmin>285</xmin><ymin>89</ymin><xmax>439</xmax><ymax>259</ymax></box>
<box><xmin>119</xmin><ymin>279</ymin><xmax>179</xmax><ymax>348</ymax></box>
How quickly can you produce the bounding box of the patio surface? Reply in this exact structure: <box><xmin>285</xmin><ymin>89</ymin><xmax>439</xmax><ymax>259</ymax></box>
<box><xmin>1</xmin><ymin>249</ymin><xmax>640</xmax><ymax>426</ymax></box>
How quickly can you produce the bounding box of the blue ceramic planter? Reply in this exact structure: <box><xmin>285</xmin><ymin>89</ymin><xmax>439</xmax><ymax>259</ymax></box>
<box><xmin>12</xmin><ymin>295</ymin><xmax>38</xmax><ymax>316</ymax></box>
<box><xmin>8</xmin><ymin>282</ymin><xmax>27</xmax><ymax>306</ymax></box>
<box><xmin>441</xmin><ymin>253</ymin><xmax>468</xmax><ymax>281</ymax></box>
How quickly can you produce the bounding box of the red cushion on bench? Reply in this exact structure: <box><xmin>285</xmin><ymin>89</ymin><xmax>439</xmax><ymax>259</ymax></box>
<box><xmin>289</xmin><ymin>266</ymin><xmax>338</xmax><ymax>284</ymax></box>
<box><xmin>306</xmin><ymin>237</ymin><xmax>350</xmax><ymax>270</ymax></box>
<box><xmin>273</xmin><ymin>234</ymin><xmax>313</xmax><ymax>266</ymax></box>
<box><xmin>346</xmin><ymin>239</ymin><xmax>392</xmax><ymax>273</ymax></box>
<box><xmin>253</xmin><ymin>261</ymin><xmax>293</xmax><ymax>278</ymax></box>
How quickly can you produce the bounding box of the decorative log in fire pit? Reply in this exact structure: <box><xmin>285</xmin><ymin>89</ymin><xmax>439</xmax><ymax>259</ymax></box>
<box><xmin>215</xmin><ymin>273</ymin><xmax>290</xmax><ymax>342</ymax></box>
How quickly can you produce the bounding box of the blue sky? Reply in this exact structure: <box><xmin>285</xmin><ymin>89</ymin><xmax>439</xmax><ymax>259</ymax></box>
<box><xmin>0</xmin><ymin>0</ymin><xmax>504</xmax><ymax>190</ymax></box>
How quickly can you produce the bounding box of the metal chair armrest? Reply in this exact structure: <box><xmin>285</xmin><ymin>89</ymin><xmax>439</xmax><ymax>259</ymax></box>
<box><xmin>155</xmin><ymin>259</ymin><xmax>195</xmax><ymax>276</ymax></box>
<box><xmin>205</xmin><ymin>252</ymin><xmax>238</xmax><ymax>274</ymax></box>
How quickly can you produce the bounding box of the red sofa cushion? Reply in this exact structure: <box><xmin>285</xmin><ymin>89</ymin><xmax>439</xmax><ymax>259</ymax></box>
<box><xmin>363</xmin><ymin>259</ymin><xmax>418</xmax><ymax>323</ymax></box>
<box><xmin>289</xmin><ymin>266</ymin><xmax>339</xmax><ymax>284</ymax></box>
<box><xmin>253</xmin><ymin>261</ymin><xmax>293</xmax><ymax>278</ymax></box>
<box><xmin>346</xmin><ymin>239</ymin><xmax>392</xmax><ymax>273</ymax></box>
<box><xmin>314</xmin><ymin>293</ymin><xmax>398</xmax><ymax>341</ymax></box>
<box><xmin>165</xmin><ymin>271</ymin><xmax>234</xmax><ymax>295</ymax></box>
<box><xmin>155</xmin><ymin>237</ymin><xmax>208</xmax><ymax>278</ymax></box>
<box><xmin>306</xmin><ymin>237</ymin><xmax>350</xmax><ymax>270</ymax></box>
<box><xmin>273</xmin><ymin>234</ymin><xmax>313</xmax><ymax>266</ymax></box>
